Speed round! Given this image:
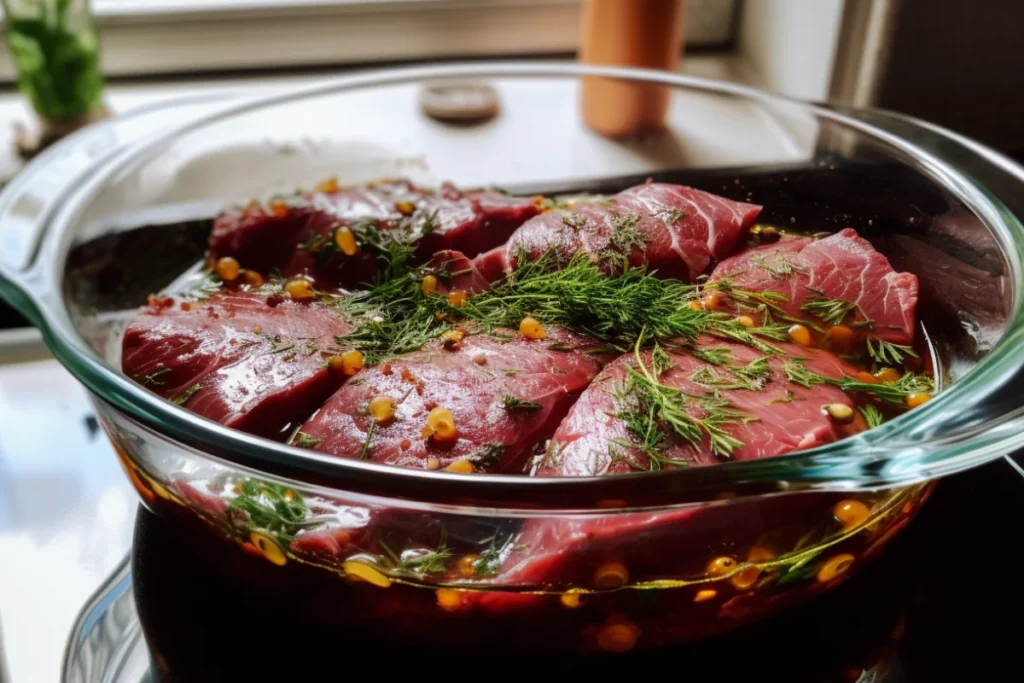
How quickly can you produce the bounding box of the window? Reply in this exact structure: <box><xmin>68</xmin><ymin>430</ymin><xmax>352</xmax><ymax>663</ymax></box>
<box><xmin>0</xmin><ymin>0</ymin><xmax>738</xmax><ymax>80</ymax></box>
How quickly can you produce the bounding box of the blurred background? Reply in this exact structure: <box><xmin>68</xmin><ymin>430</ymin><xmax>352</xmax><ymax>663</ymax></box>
<box><xmin>0</xmin><ymin>1</ymin><xmax>1022</xmax><ymax>681</ymax></box>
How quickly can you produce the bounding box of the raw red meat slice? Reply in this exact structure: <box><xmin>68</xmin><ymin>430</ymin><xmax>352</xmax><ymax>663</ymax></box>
<box><xmin>295</xmin><ymin>329</ymin><xmax>607</xmax><ymax>473</ymax></box>
<box><xmin>480</xmin><ymin>337</ymin><xmax>865</xmax><ymax>605</ymax></box>
<box><xmin>539</xmin><ymin>337</ymin><xmax>863</xmax><ymax>475</ymax></box>
<box><xmin>209</xmin><ymin>179</ymin><xmax>539</xmax><ymax>289</ymax></box>
<box><xmin>710</xmin><ymin>229</ymin><xmax>919</xmax><ymax>344</ymax></box>
<box><xmin>472</xmin><ymin>182</ymin><xmax>761</xmax><ymax>283</ymax></box>
<box><xmin>122</xmin><ymin>291</ymin><xmax>353</xmax><ymax>438</ymax></box>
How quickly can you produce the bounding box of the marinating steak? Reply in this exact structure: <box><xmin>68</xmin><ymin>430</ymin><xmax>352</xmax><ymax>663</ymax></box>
<box><xmin>480</xmin><ymin>337</ymin><xmax>866</xmax><ymax>602</ymax></box>
<box><xmin>472</xmin><ymin>182</ymin><xmax>762</xmax><ymax>283</ymax></box>
<box><xmin>710</xmin><ymin>229</ymin><xmax>919</xmax><ymax>344</ymax></box>
<box><xmin>538</xmin><ymin>337</ymin><xmax>864</xmax><ymax>475</ymax></box>
<box><xmin>209</xmin><ymin>179</ymin><xmax>539</xmax><ymax>288</ymax></box>
<box><xmin>122</xmin><ymin>291</ymin><xmax>353</xmax><ymax>438</ymax></box>
<box><xmin>294</xmin><ymin>329</ymin><xmax>606</xmax><ymax>473</ymax></box>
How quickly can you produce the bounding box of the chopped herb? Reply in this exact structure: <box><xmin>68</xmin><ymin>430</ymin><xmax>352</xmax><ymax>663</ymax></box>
<box><xmin>138</xmin><ymin>367</ymin><xmax>171</xmax><ymax>386</ymax></box>
<box><xmin>651</xmin><ymin>343</ymin><xmax>674</xmax><ymax>375</ymax></box>
<box><xmin>693</xmin><ymin>347</ymin><xmax>732</xmax><ymax>365</ymax></box>
<box><xmin>388</xmin><ymin>531</ymin><xmax>452</xmax><ymax>575</ymax></box>
<box><xmin>860</xmin><ymin>404</ymin><xmax>885</xmax><ymax>429</ymax></box>
<box><xmin>601</xmin><ymin>213</ymin><xmax>647</xmax><ymax>269</ymax></box>
<box><xmin>172</xmin><ymin>383</ymin><xmax>202</xmax><ymax>406</ymax></box>
<box><xmin>297</xmin><ymin>231</ymin><xmax>327</xmax><ymax>251</ymax></box>
<box><xmin>192</xmin><ymin>271</ymin><xmax>223</xmax><ymax>299</ymax></box>
<box><xmin>293</xmin><ymin>432</ymin><xmax>320</xmax><ymax>449</ymax></box>
<box><xmin>463</xmin><ymin>251</ymin><xmax>766</xmax><ymax>354</ymax></box>
<box><xmin>735</xmin><ymin>357</ymin><xmax>772</xmax><ymax>388</ymax></box>
<box><xmin>866</xmin><ymin>337</ymin><xmax>918</xmax><ymax>365</ymax></box>
<box><xmin>776</xmin><ymin>548</ymin><xmax>827</xmax><ymax>586</ymax></box>
<box><xmin>467</xmin><ymin>443</ymin><xmax>507</xmax><ymax>471</ymax></box>
<box><xmin>547</xmin><ymin>342</ymin><xmax>574</xmax><ymax>352</ymax></box>
<box><xmin>501</xmin><ymin>368</ymin><xmax>522</xmax><ymax>376</ymax></box>
<box><xmin>784</xmin><ymin>358</ymin><xmax>933</xmax><ymax>405</ymax></box>
<box><xmin>801</xmin><ymin>289</ymin><xmax>857</xmax><ymax>325</ymax></box>
<box><xmin>420</xmin><ymin>210</ymin><xmax>441</xmax><ymax>236</ymax></box>
<box><xmin>658</xmin><ymin>207</ymin><xmax>685</xmax><ymax>224</ymax></box>
<box><xmin>750</xmin><ymin>323</ymin><xmax>793</xmax><ymax>341</ymax></box>
<box><xmin>266</xmin><ymin>338</ymin><xmax>296</xmax><ymax>355</ymax></box>
<box><xmin>501</xmin><ymin>395</ymin><xmax>543</xmax><ymax>412</ymax></box>
<box><xmin>472</xmin><ymin>532</ymin><xmax>517</xmax><ymax>577</ymax></box>
<box><xmin>562</xmin><ymin>213</ymin><xmax>587</xmax><ymax>230</ymax></box>
<box><xmin>360</xmin><ymin>422</ymin><xmax>377</xmax><ymax>460</ymax></box>
<box><xmin>228</xmin><ymin>478</ymin><xmax>310</xmax><ymax>541</ymax></box>
<box><xmin>617</xmin><ymin>340</ymin><xmax>748</xmax><ymax>463</ymax></box>
<box><xmin>749</xmin><ymin>253</ymin><xmax>806</xmax><ymax>279</ymax></box>
<box><xmin>769</xmin><ymin>389</ymin><xmax>802</xmax><ymax>404</ymax></box>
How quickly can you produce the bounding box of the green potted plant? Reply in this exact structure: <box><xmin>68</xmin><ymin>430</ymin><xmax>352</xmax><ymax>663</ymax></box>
<box><xmin>2</xmin><ymin>0</ymin><xmax>107</xmax><ymax>156</ymax></box>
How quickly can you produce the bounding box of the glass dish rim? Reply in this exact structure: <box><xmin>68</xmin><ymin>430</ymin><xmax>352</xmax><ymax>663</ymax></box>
<box><xmin>5</xmin><ymin>61</ymin><xmax>1024</xmax><ymax>510</ymax></box>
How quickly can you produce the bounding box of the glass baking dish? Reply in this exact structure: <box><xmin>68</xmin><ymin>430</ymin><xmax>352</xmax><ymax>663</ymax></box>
<box><xmin>5</xmin><ymin>64</ymin><xmax>1024</xmax><ymax>664</ymax></box>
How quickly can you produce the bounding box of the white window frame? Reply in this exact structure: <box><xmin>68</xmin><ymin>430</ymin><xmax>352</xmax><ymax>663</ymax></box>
<box><xmin>0</xmin><ymin>0</ymin><xmax>738</xmax><ymax>81</ymax></box>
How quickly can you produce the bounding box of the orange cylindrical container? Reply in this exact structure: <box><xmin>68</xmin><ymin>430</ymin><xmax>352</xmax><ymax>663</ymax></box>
<box><xmin>579</xmin><ymin>0</ymin><xmax>686</xmax><ymax>136</ymax></box>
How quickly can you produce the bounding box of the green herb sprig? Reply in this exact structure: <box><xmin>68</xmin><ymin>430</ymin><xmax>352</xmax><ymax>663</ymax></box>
<box><xmin>866</xmin><ymin>337</ymin><xmax>918</xmax><ymax>365</ymax></box>
<box><xmin>783</xmin><ymin>358</ymin><xmax>933</xmax><ymax>405</ymax></box>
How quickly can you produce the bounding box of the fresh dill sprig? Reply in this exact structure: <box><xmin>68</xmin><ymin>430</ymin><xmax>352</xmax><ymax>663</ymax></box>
<box><xmin>598</xmin><ymin>213</ymin><xmax>647</xmax><ymax>273</ymax></box>
<box><xmin>192</xmin><ymin>271</ymin><xmax>224</xmax><ymax>299</ymax></box>
<box><xmin>172</xmin><ymin>383</ymin><xmax>202</xmax><ymax>406</ymax></box>
<box><xmin>783</xmin><ymin>358</ymin><xmax>933</xmax><ymax>405</ymax></box>
<box><xmin>769</xmin><ymin>389</ymin><xmax>801</xmax><ymax>404</ymax></box>
<box><xmin>360</xmin><ymin>422</ymin><xmax>377</xmax><ymax>460</ymax></box>
<box><xmin>692</xmin><ymin>347</ymin><xmax>732</xmax><ymax>365</ymax></box>
<box><xmin>472</xmin><ymin>532</ymin><xmax>518</xmax><ymax>577</ymax></box>
<box><xmin>801</xmin><ymin>293</ymin><xmax>857</xmax><ymax>325</ymax></box>
<box><xmin>466</xmin><ymin>443</ymin><xmax>507</xmax><ymax>471</ymax></box>
<box><xmin>616</xmin><ymin>339</ymin><xmax>749</xmax><ymax>462</ymax></box>
<box><xmin>228</xmin><ymin>479</ymin><xmax>310</xmax><ymax>542</ymax></box>
<box><xmin>866</xmin><ymin>337</ymin><xmax>919</xmax><ymax>365</ymax></box>
<box><xmin>292</xmin><ymin>432</ymin><xmax>320</xmax><ymax>449</ymax></box>
<box><xmin>750</xmin><ymin>323</ymin><xmax>793</xmax><ymax>341</ymax></box>
<box><xmin>138</xmin><ymin>367</ymin><xmax>172</xmax><ymax>386</ymax></box>
<box><xmin>657</xmin><ymin>207</ymin><xmax>685</xmax><ymax>224</ymax></box>
<box><xmin>562</xmin><ymin>213</ymin><xmax>587</xmax><ymax>230</ymax></box>
<box><xmin>501</xmin><ymin>394</ymin><xmax>542</xmax><ymax>412</ymax></box>
<box><xmin>735</xmin><ymin>356</ymin><xmax>772</xmax><ymax>388</ymax></box>
<box><xmin>749</xmin><ymin>253</ymin><xmax>807</xmax><ymax>279</ymax></box>
<box><xmin>860</xmin><ymin>404</ymin><xmax>885</xmax><ymax>429</ymax></box>
<box><xmin>460</xmin><ymin>251</ymin><xmax>710</xmax><ymax>350</ymax></box>
<box><xmin>380</xmin><ymin>530</ymin><xmax>452</xmax><ymax>575</ymax></box>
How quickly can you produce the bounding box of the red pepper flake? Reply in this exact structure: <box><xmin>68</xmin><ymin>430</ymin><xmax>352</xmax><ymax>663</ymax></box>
<box><xmin>400</xmin><ymin>439</ymin><xmax>412</xmax><ymax>451</ymax></box>
<box><xmin>146</xmin><ymin>295</ymin><xmax>174</xmax><ymax>311</ymax></box>
<box><xmin>424</xmin><ymin>400</ymin><xmax>438</xmax><ymax>411</ymax></box>
<box><xmin>253</xmin><ymin>325</ymin><xmax>262</xmax><ymax>334</ymax></box>
<box><xmin>179</xmin><ymin>302</ymin><xmax>191</xmax><ymax>311</ymax></box>
<box><xmin>381</xmin><ymin>362</ymin><xmax>393</xmax><ymax>376</ymax></box>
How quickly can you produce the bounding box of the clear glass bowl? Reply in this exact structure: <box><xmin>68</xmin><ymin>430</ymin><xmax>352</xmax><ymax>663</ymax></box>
<box><xmin>4</xmin><ymin>64</ymin><xmax>1024</xmax><ymax>659</ymax></box>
